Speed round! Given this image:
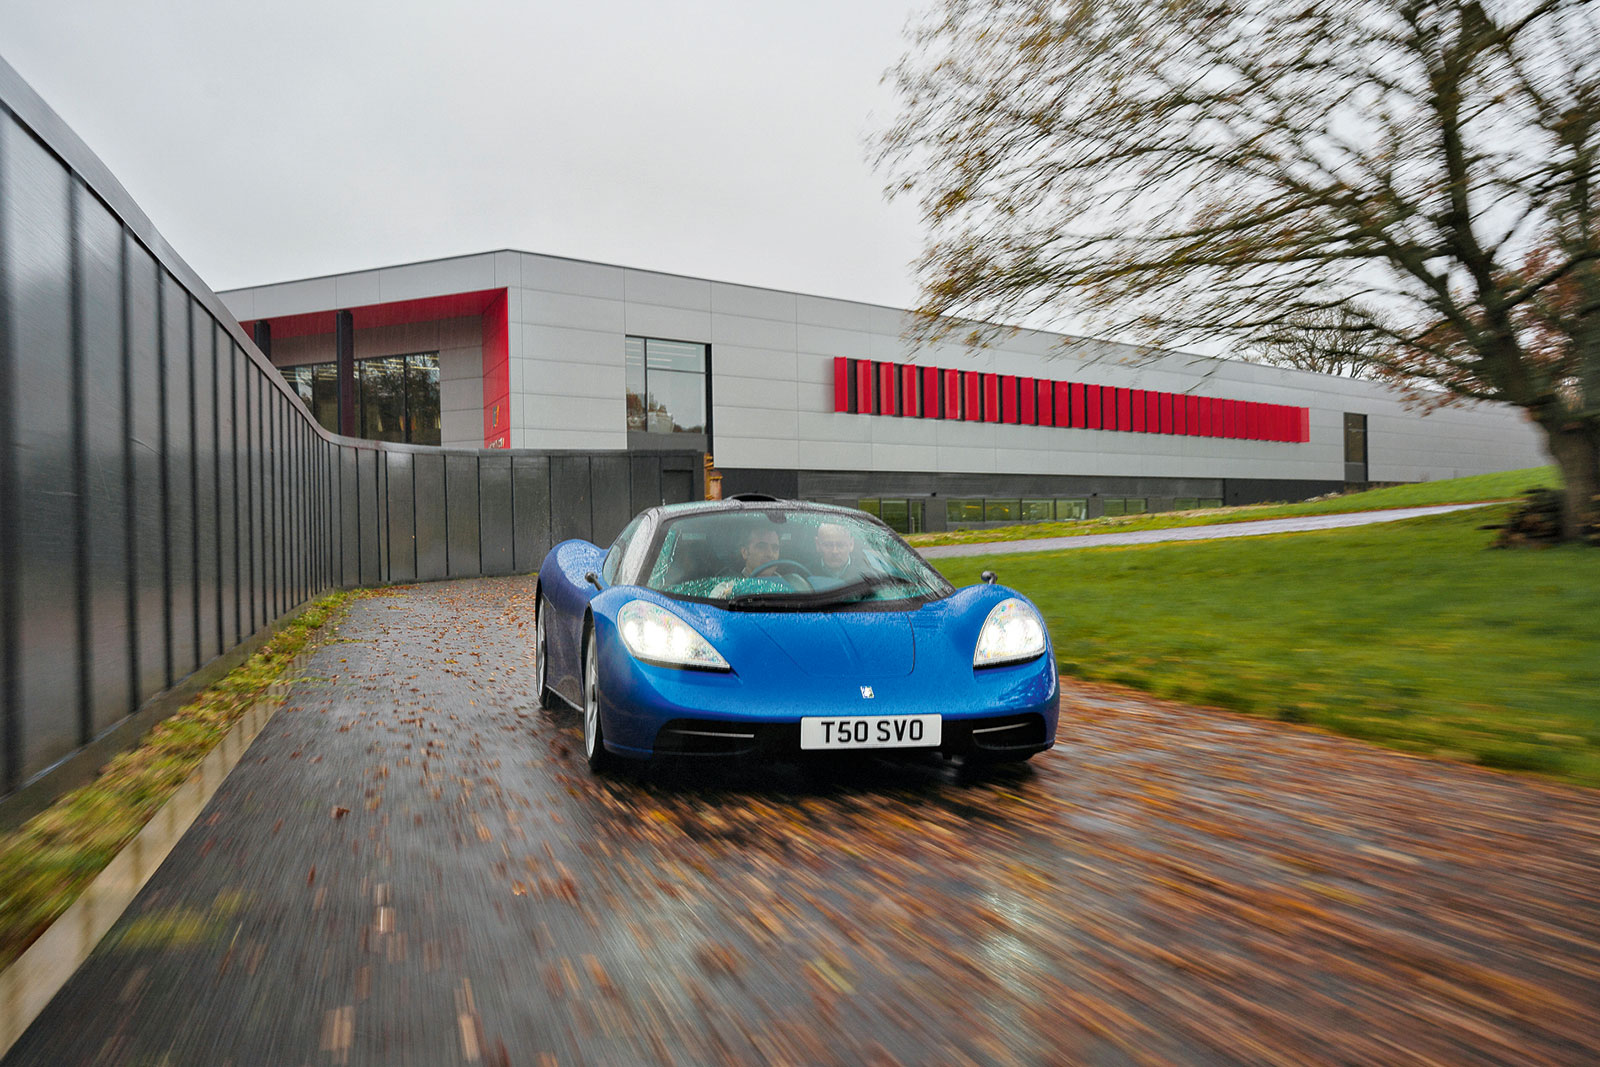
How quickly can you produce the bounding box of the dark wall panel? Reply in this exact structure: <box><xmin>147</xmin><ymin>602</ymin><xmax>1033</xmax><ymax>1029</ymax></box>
<box><xmin>551</xmin><ymin>456</ymin><xmax>592</xmax><ymax>546</ymax></box>
<box><xmin>414</xmin><ymin>453</ymin><xmax>447</xmax><ymax>581</ymax></box>
<box><xmin>356</xmin><ymin>447</ymin><xmax>380</xmax><ymax>586</ymax></box>
<box><xmin>478</xmin><ymin>455</ymin><xmax>513</xmax><ymax>576</ymax></box>
<box><xmin>3</xmin><ymin>119</ymin><xmax>79</xmax><ymax>776</ymax></box>
<box><xmin>591</xmin><ymin>454</ymin><xmax>632</xmax><ymax>547</ymax></box>
<box><xmin>76</xmin><ymin>187</ymin><xmax>130</xmax><ymax>734</ymax></box>
<box><xmin>339</xmin><ymin>446</ymin><xmax>358</xmax><ymax>588</ymax></box>
<box><xmin>445</xmin><ymin>455</ymin><xmax>480</xmax><ymax>577</ymax></box>
<box><xmin>218</xmin><ymin>333</ymin><xmax>238</xmax><ymax>651</ymax></box>
<box><xmin>385</xmin><ymin>452</ymin><xmax>416</xmax><ymax>582</ymax></box>
<box><xmin>191</xmin><ymin>301</ymin><xmax>218</xmax><ymax>662</ymax></box>
<box><xmin>630</xmin><ymin>455</ymin><xmax>660</xmax><ymax>518</ymax></box>
<box><xmin>511</xmin><ymin>454</ymin><xmax>550</xmax><ymax>572</ymax></box>
<box><xmin>162</xmin><ymin>275</ymin><xmax>195</xmax><ymax>680</ymax></box>
<box><xmin>372</xmin><ymin>442</ymin><xmax>387</xmax><ymax>587</ymax></box>
<box><xmin>126</xmin><ymin>241</ymin><xmax>165</xmax><ymax>704</ymax></box>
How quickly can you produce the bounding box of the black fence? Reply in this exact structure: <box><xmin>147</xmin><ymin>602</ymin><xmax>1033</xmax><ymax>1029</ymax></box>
<box><xmin>0</xmin><ymin>55</ymin><xmax>700</xmax><ymax>822</ymax></box>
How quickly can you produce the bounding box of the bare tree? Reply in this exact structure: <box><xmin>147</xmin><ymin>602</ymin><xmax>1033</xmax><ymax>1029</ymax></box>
<box><xmin>1248</xmin><ymin>305</ymin><xmax>1386</xmax><ymax>378</ymax></box>
<box><xmin>878</xmin><ymin>0</ymin><xmax>1600</xmax><ymax>540</ymax></box>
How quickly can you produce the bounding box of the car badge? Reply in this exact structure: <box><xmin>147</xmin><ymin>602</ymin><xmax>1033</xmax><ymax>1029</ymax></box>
<box><xmin>860</xmin><ymin>686</ymin><xmax>875</xmax><ymax>699</ymax></box>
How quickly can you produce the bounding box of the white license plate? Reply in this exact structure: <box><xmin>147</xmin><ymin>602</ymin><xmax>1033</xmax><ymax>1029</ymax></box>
<box><xmin>800</xmin><ymin>714</ymin><xmax>942</xmax><ymax>750</ymax></box>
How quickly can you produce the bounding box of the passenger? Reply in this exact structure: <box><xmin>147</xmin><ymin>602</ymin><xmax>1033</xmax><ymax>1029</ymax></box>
<box><xmin>813</xmin><ymin>522</ymin><xmax>863</xmax><ymax>581</ymax></box>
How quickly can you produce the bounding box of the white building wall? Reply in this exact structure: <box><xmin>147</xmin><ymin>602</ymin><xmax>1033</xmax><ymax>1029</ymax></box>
<box><xmin>223</xmin><ymin>251</ymin><xmax>1550</xmax><ymax>482</ymax></box>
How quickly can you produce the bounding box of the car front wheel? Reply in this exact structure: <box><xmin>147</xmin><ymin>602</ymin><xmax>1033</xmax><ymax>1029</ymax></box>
<box><xmin>535</xmin><ymin>592</ymin><xmax>557</xmax><ymax>710</ymax></box>
<box><xmin>582</xmin><ymin>627</ymin><xmax>613</xmax><ymax>773</ymax></box>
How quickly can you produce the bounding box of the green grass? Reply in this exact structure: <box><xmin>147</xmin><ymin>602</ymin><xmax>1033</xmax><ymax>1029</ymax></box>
<box><xmin>933</xmin><ymin>505</ymin><xmax>1600</xmax><ymax>786</ymax></box>
<box><xmin>0</xmin><ymin>590</ymin><xmax>361</xmax><ymax>971</ymax></box>
<box><xmin>908</xmin><ymin>465</ymin><xmax>1558</xmax><ymax>547</ymax></box>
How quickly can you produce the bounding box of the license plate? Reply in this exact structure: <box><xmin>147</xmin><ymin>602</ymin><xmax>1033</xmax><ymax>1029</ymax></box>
<box><xmin>800</xmin><ymin>714</ymin><xmax>942</xmax><ymax>750</ymax></box>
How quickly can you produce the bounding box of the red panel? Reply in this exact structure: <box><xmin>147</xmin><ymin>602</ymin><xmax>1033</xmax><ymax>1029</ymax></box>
<box><xmin>964</xmin><ymin>372</ymin><xmax>982</xmax><ymax>420</ymax></box>
<box><xmin>1229</xmin><ymin>400</ymin><xmax>1242</xmax><ymax>438</ymax></box>
<box><xmin>1160</xmin><ymin>392</ymin><xmax>1174</xmax><ymax>434</ymax></box>
<box><xmin>1130</xmin><ymin>389</ymin><xmax>1146</xmax><ymax>432</ymax></box>
<box><xmin>1001</xmin><ymin>375</ymin><xmax>1019</xmax><ymax>423</ymax></box>
<box><xmin>243</xmin><ymin>288</ymin><xmax>505</xmax><ymax>342</ymax></box>
<box><xmin>480</xmin><ymin>291</ymin><xmax>510</xmax><ymax>448</ymax></box>
<box><xmin>1269</xmin><ymin>404</ymin><xmax>1284</xmax><ymax>441</ymax></box>
<box><xmin>1019</xmin><ymin>377</ymin><xmax>1035</xmax><ymax>424</ymax></box>
<box><xmin>1085</xmin><ymin>385</ymin><xmax>1102</xmax><ymax>429</ymax></box>
<box><xmin>944</xmin><ymin>369</ymin><xmax>961</xmax><ymax>419</ymax></box>
<box><xmin>1116</xmin><ymin>387</ymin><xmax>1131</xmax><ymax>431</ymax></box>
<box><xmin>901</xmin><ymin>364</ymin><xmax>920</xmax><ymax>417</ymax></box>
<box><xmin>1299</xmin><ymin>407</ymin><xmax>1310</xmax><ymax>442</ymax></box>
<box><xmin>1173</xmin><ymin>393</ymin><xmax>1186</xmax><ymax>435</ymax></box>
<box><xmin>1184</xmin><ymin>395</ymin><xmax>1198</xmax><ymax>435</ymax></box>
<box><xmin>1200</xmin><ymin>397</ymin><xmax>1214</xmax><ymax>437</ymax></box>
<box><xmin>1103</xmin><ymin>386</ymin><xmax>1118</xmax><ymax>429</ymax></box>
<box><xmin>879</xmin><ymin>362</ymin><xmax>898</xmax><ymax>415</ymax></box>
<box><xmin>833</xmin><ymin>357</ymin><xmax>849</xmax><ymax>413</ymax></box>
<box><xmin>1248</xmin><ymin>402</ymin><xmax>1260</xmax><ymax>439</ymax></box>
<box><xmin>856</xmin><ymin>361</ymin><xmax>873</xmax><ymax>414</ymax></box>
<box><xmin>1037</xmin><ymin>380</ymin><xmax>1053</xmax><ymax>426</ymax></box>
<box><xmin>1068</xmin><ymin>383</ymin><xmax>1084</xmax><ymax>427</ymax></box>
<box><xmin>981</xmin><ymin>374</ymin><xmax>998</xmax><ymax>422</ymax></box>
<box><xmin>923</xmin><ymin>367</ymin><xmax>941</xmax><ymax>418</ymax></box>
<box><xmin>1145</xmin><ymin>390</ymin><xmax>1159</xmax><ymax>432</ymax></box>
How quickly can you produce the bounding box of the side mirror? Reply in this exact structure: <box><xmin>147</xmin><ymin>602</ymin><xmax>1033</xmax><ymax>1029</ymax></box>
<box><xmin>981</xmin><ymin>570</ymin><xmax>997</xmax><ymax>585</ymax></box>
<box><xmin>584</xmin><ymin>571</ymin><xmax>603</xmax><ymax>590</ymax></box>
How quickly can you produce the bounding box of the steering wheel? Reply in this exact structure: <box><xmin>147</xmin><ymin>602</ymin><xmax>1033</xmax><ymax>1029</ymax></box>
<box><xmin>750</xmin><ymin>559</ymin><xmax>814</xmax><ymax>589</ymax></box>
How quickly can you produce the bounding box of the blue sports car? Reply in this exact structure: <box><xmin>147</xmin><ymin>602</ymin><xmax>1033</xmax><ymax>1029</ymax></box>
<box><xmin>534</xmin><ymin>496</ymin><xmax>1059</xmax><ymax>773</ymax></box>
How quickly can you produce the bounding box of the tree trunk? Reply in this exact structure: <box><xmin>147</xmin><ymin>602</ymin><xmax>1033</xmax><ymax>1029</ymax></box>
<box><xmin>1542</xmin><ymin>421</ymin><xmax>1600</xmax><ymax>543</ymax></box>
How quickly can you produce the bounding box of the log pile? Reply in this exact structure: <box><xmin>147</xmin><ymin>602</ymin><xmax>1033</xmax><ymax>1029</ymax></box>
<box><xmin>1484</xmin><ymin>488</ymin><xmax>1600</xmax><ymax>547</ymax></box>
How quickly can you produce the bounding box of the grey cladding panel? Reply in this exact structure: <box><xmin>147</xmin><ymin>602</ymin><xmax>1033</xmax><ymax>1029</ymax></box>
<box><xmin>413</xmin><ymin>453</ymin><xmax>447</xmax><ymax>581</ymax></box>
<box><xmin>385</xmin><ymin>452</ymin><xmax>416</xmax><ymax>582</ymax></box>
<box><xmin>511</xmin><ymin>455</ymin><xmax>550</xmax><ymax>572</ymax></box>
<box><xmin>551</xmin><ymin>456</ymin><xmax>593</xmax><ymax>545</ymax></box>
<box><xmin>4</xmin><ymin>119</ymin><xmax>79</xmax><ymax>774</ymax></box>
<box><xmin>445</xmin><ymin>455</ymin><xmax>480</xmax><ymax>577</ymax></box>
<box><xmin>478</xmin><ymin>455</ymin><xmax>513</xmax><ymax>576</ymax></box>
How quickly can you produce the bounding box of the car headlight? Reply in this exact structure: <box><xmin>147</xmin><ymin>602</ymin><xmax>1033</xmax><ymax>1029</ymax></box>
<box><xmin>616</xmin><ymin>600</ymin><xmax>730</xmax><ymax>671</ymax></box>
<box><xmin>973</xmin><ymin>598</ymin><xmax>1047</xmax><ymax>668</ymax></box>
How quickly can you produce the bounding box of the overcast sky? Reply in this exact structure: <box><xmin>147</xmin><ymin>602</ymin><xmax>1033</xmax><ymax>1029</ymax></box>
<box><xmin>0</xmin><ymin>0</ymin><xmax>930</xmax><ymax>306</ymax></box>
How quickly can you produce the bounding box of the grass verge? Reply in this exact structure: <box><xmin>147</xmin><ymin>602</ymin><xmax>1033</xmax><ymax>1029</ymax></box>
<box><xmin>0</xmin><ymin>589</ymin><xmax>360</xmax><ymax>971</ymax></box>
<box><xmin>933</xmin><ymin>506</ymin><xmax>1600</xmax><ymax>787</ymax></box>
<box><xmin>907</xmin><ymin>466</ymin><xmax>1558</xmax><ymax>547</ymax></box>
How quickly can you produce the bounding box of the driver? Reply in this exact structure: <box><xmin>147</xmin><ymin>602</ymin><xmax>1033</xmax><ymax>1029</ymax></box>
<box><xmin>738</xmin><ymin>526</ymin><xmax>782</xmax><ymax>577</ymax></box>
<box><xmin>813</xmin><ymin>522</ymin><xmax>862</xmax><ymax>581</ymax></box>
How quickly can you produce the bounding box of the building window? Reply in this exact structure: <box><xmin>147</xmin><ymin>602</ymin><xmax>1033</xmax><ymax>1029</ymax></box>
<box><xmin>940</xmin><ymin>499</ymin><xmax>979</xmax><ymax>524</ymax></box>
<box><xmin>280</xmin><ymin>351</ymin><xmax>440</xmax><ymax>445</ymax></box>
<box><xmin>1102</xmin><ymin>497</ymin><xmax>1147</xmax><ymax>517</ymax></box>
<box><xmin>627</xmin><ymin>336</ymin><xmax>708</xmax><ymax>434</ymax></box>
<box><xmin>984</xmin><ymin>499</ymin><xmax>1019</xmax><ymax>523</ymax></box>
<box><xmin>1055</xmin><ymin>499</ymin><xmax>1087</xmax><ymax>520</ymax></box>
<box><xmin>859</xmin><ymin>498</ymin><xmax>922</xmax><ymax>534</ymax></box>
<box><xmin>1021</xmin><ymin>499</ymin><xmax>1054</xmax><ymax>522</ymax></box>
<box><xmin>284</xmin><ymin>362</ymin><xmax>339</xmax><ymax>434</ymax></box>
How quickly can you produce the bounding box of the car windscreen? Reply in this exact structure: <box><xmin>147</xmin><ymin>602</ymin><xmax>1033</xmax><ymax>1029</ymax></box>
<box><xmin>641</xmin><ymin>508</ymin><xmax>953</xmax><ymax>610</ymax></box>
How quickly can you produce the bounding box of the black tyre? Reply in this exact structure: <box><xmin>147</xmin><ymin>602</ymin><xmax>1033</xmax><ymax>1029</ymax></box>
<box><xmin>582</xmin><ymin>627</ymin><xmax>614</xmax><ymax>773</ymax></box>
<box><xmin>534</xmin><ymin>592</ymin><xmax>558</xmax><ymax>710</ymax></box>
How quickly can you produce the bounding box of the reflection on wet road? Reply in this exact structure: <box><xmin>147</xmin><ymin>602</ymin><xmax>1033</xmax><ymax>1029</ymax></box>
<box><xmin>9</xmin><ymin>576</ymin><xmax>1600</xmax><ymax>1066</ymax></box>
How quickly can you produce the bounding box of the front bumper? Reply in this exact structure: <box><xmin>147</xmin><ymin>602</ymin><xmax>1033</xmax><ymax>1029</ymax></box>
<box><xmin>595</xmin><ymin>632</ymin><xmax>1059</xmax><ymax>760</ymax></box>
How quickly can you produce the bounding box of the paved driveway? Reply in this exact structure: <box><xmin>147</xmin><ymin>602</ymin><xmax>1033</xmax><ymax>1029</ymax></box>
<box><xmin>918</xmin><ymin>503</ymin><xmax>1492</xmax><ymax>558</ymax></box>
<box><xmin>8</xmin><ymin>573</ymin><xmax>1598</xmax><ymax>1066</ymax></box>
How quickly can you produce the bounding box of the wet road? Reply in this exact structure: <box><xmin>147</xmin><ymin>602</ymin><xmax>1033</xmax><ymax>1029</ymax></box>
<box><xmin>917</xmin><ymin>504</ymin><xmax>1492</xmax><ymax>558</ymax></box>
<box><xmin>9</xmin><ymin>575</ymin><xmax>1600</xmax><ymax>1066</ymax></box>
